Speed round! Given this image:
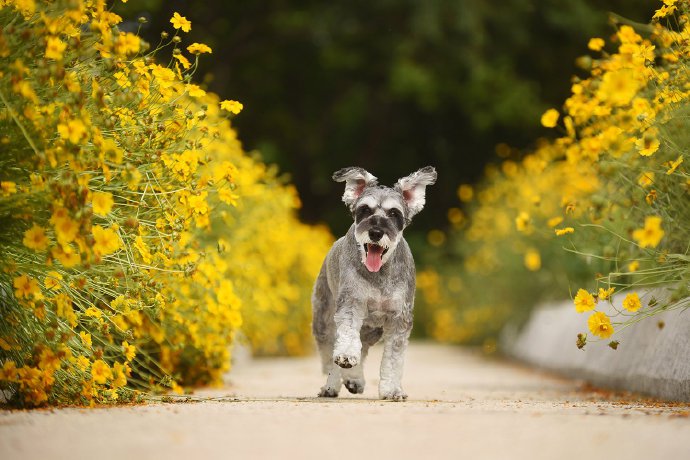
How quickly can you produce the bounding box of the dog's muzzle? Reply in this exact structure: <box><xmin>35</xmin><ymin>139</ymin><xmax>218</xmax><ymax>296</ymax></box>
<box><xmin>363</xmin><ymin>235</ymin><xmax>388</xmax><ymax>273</ymax></box>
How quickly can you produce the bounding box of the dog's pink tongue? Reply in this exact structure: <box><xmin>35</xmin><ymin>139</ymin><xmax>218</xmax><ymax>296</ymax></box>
<box><xmin>365</xmin><ymin>244</ymin><xmax>384</xmax><ymax>272</ymax></box>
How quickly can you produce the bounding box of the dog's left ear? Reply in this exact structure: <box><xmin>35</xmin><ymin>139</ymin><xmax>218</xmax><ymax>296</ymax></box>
<box><xmin>332</xmin><ymin>167</ymin><xmax>378</xmax><ymax>209</ymax></box>
<box><xmin>395</xmin><ymin>166</ymin><xmax>437</xmax><ymax>219</ymax></box>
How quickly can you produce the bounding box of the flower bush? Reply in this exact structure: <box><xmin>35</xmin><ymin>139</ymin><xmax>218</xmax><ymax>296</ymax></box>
<box><xmin>418</xmin><ymin>0</ymin><xmax>689</xmax><ymax>350</ymax></box>
<box><xmin>0</xmin><ymin>0</ymin><xmax>331</xmax><ymax>407</ymax></box>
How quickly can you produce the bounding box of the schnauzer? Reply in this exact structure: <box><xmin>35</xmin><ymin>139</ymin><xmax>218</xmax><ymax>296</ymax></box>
<box><xmin>312</xmin><ymin>166</ymin><xmax>437</xmax><ymax>401</ymax></box>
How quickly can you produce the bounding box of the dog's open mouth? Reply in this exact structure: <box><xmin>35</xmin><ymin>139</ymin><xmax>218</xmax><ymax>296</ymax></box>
<box><xmin>363</xmin><ymin>243</ymin><xmax>388</xmax><ymax>273</ymax></box>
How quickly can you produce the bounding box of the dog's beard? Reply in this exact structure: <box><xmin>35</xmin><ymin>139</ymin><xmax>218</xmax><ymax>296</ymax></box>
<box><xmin>356</xmin><ymin>232</ymin><xmax>399</xmax><ymax>272</ymax></box>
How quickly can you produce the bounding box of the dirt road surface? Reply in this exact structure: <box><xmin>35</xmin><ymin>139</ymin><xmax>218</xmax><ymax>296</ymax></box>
<box><xmin>2</xmin><ymin>343</ymin><xmax>689</xmax><ymax>459</ymax></box>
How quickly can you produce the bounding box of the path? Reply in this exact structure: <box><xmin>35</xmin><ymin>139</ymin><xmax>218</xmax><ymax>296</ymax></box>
<box><xmin>1</xmin><ymin>343</ymin><xmax>690</xmax><ymax>459</ymax></box>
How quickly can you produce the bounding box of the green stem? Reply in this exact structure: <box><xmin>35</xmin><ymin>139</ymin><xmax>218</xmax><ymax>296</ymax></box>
<box><xmin>0</xmin><ymin>88</ymin><xmax>41</xmax><ymax>157</ymax></box>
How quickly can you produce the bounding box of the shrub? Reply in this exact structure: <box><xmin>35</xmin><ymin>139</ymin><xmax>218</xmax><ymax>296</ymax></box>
<box><xmin>0</xmin><ymin>0</ymin><xmax>331</xmax><ymax>407</ymax></box>
<box><xmin>418</xmin><ymin>1</ymin><xmax>689</xmax><ymax>349</ymax></box>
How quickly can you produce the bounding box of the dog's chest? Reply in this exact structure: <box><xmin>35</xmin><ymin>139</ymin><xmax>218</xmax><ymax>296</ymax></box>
<box><xmin>361</xmin><ymin>286</ymin><xmax>403</xmax><ymax>325</ymax></box>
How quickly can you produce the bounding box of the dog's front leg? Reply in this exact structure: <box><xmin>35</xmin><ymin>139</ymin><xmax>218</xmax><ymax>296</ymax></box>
<box><xmin>379</xmin><ymin>320</ymin><xmax>411</xmax><ymax>401</ymax></box>
<box><xmin>332</xmin><ymin>296</ymin><xmax>366</xmax><ymax>369</ymax></box>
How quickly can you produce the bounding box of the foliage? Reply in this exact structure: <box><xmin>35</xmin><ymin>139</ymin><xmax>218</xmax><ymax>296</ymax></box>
<box><xmin>418</xmin><ymin>0</ymin><xmax>689</xmax><ymax>349</ymax></box>
<box><xmin>0</xmin><ymin>0</ymin><xmax>331</xmax><ymax>407</ymax></box>
<box><xmin>133</xmin><ymin>0</ymin><xmax>655</xmax><ymax>233</ymax></box>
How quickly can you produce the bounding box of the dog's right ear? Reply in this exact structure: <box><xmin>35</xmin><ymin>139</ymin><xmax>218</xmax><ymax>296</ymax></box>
<box><xmin>332</xmin><ymin>167</ymin><xmax>378</xmax><ymax>209</ymax></box>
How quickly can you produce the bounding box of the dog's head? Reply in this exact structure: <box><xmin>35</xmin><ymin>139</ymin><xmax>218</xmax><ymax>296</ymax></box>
<box><xmin>333</xmin><ymin>166</ymin><xmax>437</xmax><ymax>273</ymax></box>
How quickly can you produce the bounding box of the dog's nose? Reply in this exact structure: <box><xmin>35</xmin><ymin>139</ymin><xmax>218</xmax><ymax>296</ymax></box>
<box><xmin>368</xmin><ymin>228</ymin><xmax>384</xmax><ymax>242</ymax></box>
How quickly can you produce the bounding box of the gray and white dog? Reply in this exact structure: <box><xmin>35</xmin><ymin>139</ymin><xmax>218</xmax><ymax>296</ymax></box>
<box><xmin>312</xmin><ymin>166</ymin><xmax>437</xmax><ymax>401</ymax></box>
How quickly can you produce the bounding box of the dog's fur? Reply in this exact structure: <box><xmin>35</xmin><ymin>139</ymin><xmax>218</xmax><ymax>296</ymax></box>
<box><xmin>312</xmin><ymin>166</ymin><xmax>437</xmax><ymax>400</ymax></box>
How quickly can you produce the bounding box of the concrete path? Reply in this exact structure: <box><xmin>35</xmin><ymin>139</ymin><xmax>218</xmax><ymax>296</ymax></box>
<box><xmin>1</xmin><ymin>342</ymin><xmax>690</xmax><ymax>460</ymax></box>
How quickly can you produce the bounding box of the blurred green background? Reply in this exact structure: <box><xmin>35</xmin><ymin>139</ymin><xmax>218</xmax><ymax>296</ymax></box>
<box><xmin>118</xmin><ymin>0</ymin><xmax>654</xmax><ymax>236</ymax></box>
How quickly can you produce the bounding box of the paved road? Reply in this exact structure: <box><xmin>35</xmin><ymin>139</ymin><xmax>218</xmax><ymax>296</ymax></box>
<box><xmin>2</xmin><ymin>343</ymin><xmax>689</xmax><ymax>459</ymax></box>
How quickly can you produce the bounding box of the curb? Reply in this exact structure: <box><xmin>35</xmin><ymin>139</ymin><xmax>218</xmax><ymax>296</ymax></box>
<box><xmin>502</xmin><ymin>291</ymin><xmax>690</xmax><ymax>402</ymax></box>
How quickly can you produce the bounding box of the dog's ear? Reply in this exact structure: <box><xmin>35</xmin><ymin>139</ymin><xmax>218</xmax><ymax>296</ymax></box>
<box><xmin>332</xmin><ymin>167</ymin><xmax>378</xmax><ymax>209</ymax></box>
<box><xmin>395</xmin><ymin>166</ymin><xmax>437</xmax><ymax>219</ymax></box>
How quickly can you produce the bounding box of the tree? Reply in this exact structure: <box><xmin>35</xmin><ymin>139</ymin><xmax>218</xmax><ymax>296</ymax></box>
<box><xmin>125</xmin><ymin>0</ymin><xmax>655</xmax><ymax>233</ymax></box>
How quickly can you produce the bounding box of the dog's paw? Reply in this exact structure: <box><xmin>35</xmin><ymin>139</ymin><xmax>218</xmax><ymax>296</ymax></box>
<box><xmin>334</xmin><ymin>354</ymin><xmax>359</xmax><ymax>369</ymax></box>
<box><xmin>380</xmin><ymin>389</ymin><xmax>408</xmax><ymax>401</ymax></box>
<box><xmin>344</xmin><ymin>379</ymin><xmax>365</xmax><ymax>394</ymax></box>
<box><xmin>318</xmin><ymin>386</ymin><xmax>339</xmax><ymax>398</ymax></box>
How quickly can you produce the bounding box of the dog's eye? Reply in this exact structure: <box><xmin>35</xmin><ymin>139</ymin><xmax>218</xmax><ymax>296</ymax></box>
<box><xmin>387</xmin><ymin>208</ymin><xmax>404</xmax><ymax>230</ymax></box>
<box><xmin>387</xmin><ymin>208</ymin><xmax>401</xmax><ymax>218</ymax></box>
<box><xmin>355</xmin><ymin>205</ymin><xmax>372</xmax><ymax>222</ymax></box>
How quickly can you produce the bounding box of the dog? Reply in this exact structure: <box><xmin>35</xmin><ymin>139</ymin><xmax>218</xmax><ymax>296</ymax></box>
<box><xmin>312</xmin><ymin>166</ymin><xmax>437</xmax><ymax>401</ymax></box>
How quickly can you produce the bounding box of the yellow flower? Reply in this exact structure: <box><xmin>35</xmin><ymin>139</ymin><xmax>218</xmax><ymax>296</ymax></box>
<box><xmin>64</xmin><ymin>71</ymin><xmax>81</xmax><ymax>93</ymax></box>
<box><xmin>598</xmin><ymin>287</ymin><xmax>615</xmax><ymax>301</ymax></box>
<box><xmin>55</xmin><ymin>293</ymin><xmax>77</xmax><ymax>327</ymax></box>
<box><xmin>134</xmin><ymin>235</ymin><xmax>153</xmax><ymax>264</ymax></box>
<box><xmin>112</xmin><ymin>362</ymin><xmax>128</xmax><ymax>388</ymax></box>
<box><xmin>175</xmin><ymin>53</ymin><xmax>191</xmax><ymax>70</ymax></box>
<box><xmin>515</xmin><ymin>212</ymin><xmax>531</xmax><ymax>233</ymax></box>
<box><xmin>75</xmin><ymin>355</ymin><xmax>90</xmax><ymax>371</ymax></box>
<box><xmin>617</xmin><ymin>25</ymin><xmax>641</xmax><ymax>45</ymax></box>
<box><xmin>666</xmin><ymin>155</ymin><xmax>683</xmax><ymax>175</ymax></box>
<box><xmin>186</xmin><ymin>84</ymin><xmax>206</xmax><ymax>98</ymax></box>
<box><xmin>44</xmin><ymin>271</ymin><xmax>63</xmax><ymax>290</ymax></box>
<box><xmin>194</xmin><ymin>194</ymin><xmax>212</xmax><ymax>217</ymax></box>
<box><xmin>114</xmin><ymin>32</ymin><xmax>140</xmax><ymax>56</ymax></box>
<box><xmin>13</xmin><ymin>274</ymin><xmax>40</xmax><ymax>299</ymax></box>
<box><xmin>427</xmin><ymin>229</ymin><xmax>446</xmax><ymax>247</ymax></box>
<box><xmin>220</xmin><ymin>100</ymin><xmax>244</xmax><ymax>114</ymax></box>
<box><xmin>540</xmin><ymin>108</ymin><xmax>559</xmax><ymax>128</ymax></box>
<box><xmin>1</xmin><ymin>181</ymin><xmax>17</xmax><ymax>195</ymax></box>
<box><xmin>170</xmin><ymin>12</ymin><xmax>191</xmax><ymax>32</ymax></box>
<box><xmin>92</xmin><ymin>191</ymin><xmax>114</xmax><ymax>216</ymax></box>
<box><xmin>622</xmin><ymin>292</ymin><xmax>642</xmax><ymax>312</ymax></box>
<box><xmin>588</xmin><ymin>312</ymin><xmax>614</xmax><ymax>339</ymax></box>
<box><xmin>588</xmin><ymin>37</ymin><xmax>605</xmax><ymax>52</ymax></box>
<box><xmin>91</xmin><ymin>359</ymin><xmax>113</xmax><ymax>384</ymax></box>
<box><xmin>628</xmin><ymin>260</ymin><xmax>640</xmax><ymax>272</ymax></box>
<box><xmin>218</xmin><ymin>188</ymin><xmax>239</xmax><ymax>206</ymax></box>
<box><xmin>23</xmin><ymin>224</ymin><xmax>48</xmax><ymax>251</ymax></box>
<box><xmin>574</xmin><ymin>288</ymin><xmax>596</xmax><ymax>313</ymax></box>
<box><xmin>123</xmin><ymin>165</ymin><xmax>142</xmax><ymax>190</ymax></box>
<box><xmin>51</xmin><ymin>244</ymin><xmax>81</xmax><ymax>268</ymax></box>
<box><xmin>632</xmin><ymin>216</ymin><xmax>664</xmax><ymax>248</ymax></box>
<box><xmin>638</xmin><ymin>172</ymin><xmax>654</xmax><ymax>187</ymax></box>
<box><xmin>524</xmin><ymin>249</ymin><xmax>541</xmax><ymax>271</ymax></box>
<box><xmin>457</xmin><ymin>184</ymin><xmax>473</xmax><ymax>202</ymax></box>
<box><xmin>597</xmin><ymin>69</ymin><xmax>641</xmax><ymax>106</ymax></box>
<box><xmin>85</xmin><ymin>307</ymin><xmax>102</xmax><ymax>318</ymax></box>
<box><xmin>635</xmin><ymin>128</ymin><xmax>660</xmax><ymax>157</ymax></box>
<box><xmin>13</xmin><ymin>79</ymin><xmax>38</xmax><ymax>103</ymax></box>
<box><xmin>57</xmin><ymin>119</ymin><xmax>88</xmax><ymax>144</ymax></box>
<box><xmin>447</xmin><ymin>207</ymin><xmax>464</xmax><ymax>225</ymax></box>
<box><xmin>45</xmin><ymin>36</ymin><xmax>67</xmax><ymax>60</ymax></box>
<box><xmin>122</xmin><ymin>341</ymin><xmax>136</xmax><ymax>362</ymax></box>
<box><xmin>114</xmin><ymin>71</ymin><xmax>131</xmax><ymax>89</ymax></box>
<box><xmin>55</xmin><ymin>217</ymin><xmax>79</xmax><ymax>245</ymax></box>
<box><xmin>547</xmin><ymin>216</ymin><xmax>563</xmax><ymax>228</ymax></box>
<box><xmin>50</xmin><ymin>207</ymin><xmax>69</xmax><ymax>225</ymax></box>
<box><xmin>0</xmin><ymin>360</ymin><xmax>18</xmax><ymax>381</ymax></box>
<box><xmin>187</xmin><ymin>43</ymin><xmax>212</xmax><ymax>54</ymax></box>
<box><xmin>653</xmin><ymin>4</ymin><xmax>677</xmax><ymax>19</ymax></box>
<box><xmin>92</xmin><ymin>225</ymin><xmax>121</xmax><ymax>256</ymax></box>
<box><xmin>80</xmin><ymin>331</ymin><xmax>92</xmax><ymax>349</ymax></box>
<box><xmin>555</xmin><ymin>227</ymin><xmax>574</xmax><ymax>236</ymax></box>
